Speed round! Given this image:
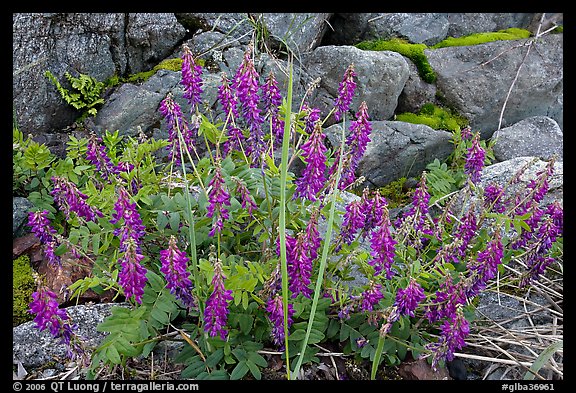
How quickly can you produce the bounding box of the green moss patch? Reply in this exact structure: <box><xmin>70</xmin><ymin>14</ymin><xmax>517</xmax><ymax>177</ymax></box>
<box><xmin>356</xmin><ymin>38</ymin><xmax>436</xmax><ymax>84</ymax></box>
<box><xmin>431</xmin><ymin>28</ymin><xmax>532</xmax><ymax>49</ymax></box>
<box><xmin>13</xmin><ymin>255</ymin><xmax>36</xmax><ymax>327</ymax></box>
<box><xmin>378</xmin><ymin>177</ymin><xmax>412</xmax><ymax>209</ymax></box>
<box><xmin>395</xmin><ymin>103</ymin><xmax>468</xmax><ymax>132</ymax></box>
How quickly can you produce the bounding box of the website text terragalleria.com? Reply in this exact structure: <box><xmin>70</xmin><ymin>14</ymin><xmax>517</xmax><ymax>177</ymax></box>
<box><xmin>40</xmin><ymin>381</ymin><xmax>199</xmax><ymax>393</ymax></box>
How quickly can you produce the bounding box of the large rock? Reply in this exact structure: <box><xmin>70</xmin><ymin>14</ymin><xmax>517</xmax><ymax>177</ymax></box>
<box><xmin>13</xmin><ymin>302</ymin><xmax>129</xmax><ymax>369</ymax></box>
<box><xmin>491</xmin><ymin>116</ymin><xmax>563</xmax><ymax>162</ymax></box>
<box><xmin>323</xmin><ymin>12</ymin><xmax>539</xmax><ymax>46</ymax></box>
<box><xmin>13</xmin><ymin>13</ymin><xmax>186</xmax><ymax>136</ymax></box>
<box><xmin>325</xmin><ymin>120</ymin><xmax>453</xmax><ymax>188</ymax></box>
<box><xmin>426</xmin><ymin>33</ymin><xmax>563</xmax><ymax>139</ymax></box>
<box><xmin>176</xmin><ymin>13</ymin><xmax>331</xmax><ymax>54</ymax></box>
<box><xmin>13</xmin><ymin>197</ymin><xmax>34</xmax><ymax>238</ymax></box>
<box><xmin>304</xmin><ymin>45</ymin><xmax>410</xmax><ymax>123</ymax></box>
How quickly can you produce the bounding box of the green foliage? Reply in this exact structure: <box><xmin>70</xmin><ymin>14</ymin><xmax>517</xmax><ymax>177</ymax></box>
<box><xmin>431</xmin><ymin>28</ymin><xmax>532</xmax><ymax>49</ymax></box>
<box><xmin>377</xmin><ymin>177</ymin><xmax>411</xmax><ymax>209</ymax></box>
<box><xmin>123</xmin><ymin>57</ymin><xmax>205</xmax><ymax>84</ymax></box>
<box><xmin>356</xmin><ymin>38</ymin><xmax>436</xmax><ymax>83</ymax></box>
<box><xmin>20</xmin><ymin>37</ymin><xmax>561</xmax><ymax>381</ymax></box>
<box><xmin>44</xmin><ymin>70</ymin><xmax>105</xmax><ymax>119</ymax></box>
<box><xmin>395</xmin><ymin>102</ymin><xmax>469</xmax><ymax>133</ymax></box>
<box><xmin>13</xmin><ymin>255</ymin><xmax>36</xmax><ymax>327</ymax></box>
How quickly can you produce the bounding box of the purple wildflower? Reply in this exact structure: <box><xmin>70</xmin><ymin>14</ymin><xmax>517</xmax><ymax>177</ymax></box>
<box><xmin>206</xmin><ymin>163</ymin><xmax>231</xmax><ymax>237</ymax></box>
<box><xmin>333</xmin><ymin>63</ymin><xmax>357</xmax><ymax>122</ymax></box>
<box><xmin>303</xmin><ymin>211</ymin><xmax>322</xmax><ymax>260</ymax></box>
<box><xmin>232</xmin><ymin>46</ymin><xmax>264</xmax><ymax>157</ymax></box>
<box><xmin>279</xmin><ymin>234</ymin><xmax>313</xmax><ymax>298</ymax></box>
<box><xmin>266</xmin><ymin>293</ymin><xmax>295</xmax><ymax>348</ymax></box>
<box><xmin>294</xmin><ymin>121</ymin><xmax>327</xmax><ymax>201</ymax></box>
<box><xmin>425</xmin><ymin>276</ymin><xmax>467</xmax><ymax>324</ymax></box>
<box><xmin>394</xmin><ymin>279</ymin><xmax>426</xmax><ymax>318</ymax></box>
<box><xmin>339</xmin><ymin>101</ymin><xmax>371</xmax><ymax>188</ymax></box>
<box><xmin>339</xmin><ymin>200</ymin><xmax>366</xmax><ymax>245</ymax></box>
<box><xmin>110</xmin><ymin>186</ymin><xmax>147</xmax><ymax>303</ymax></box>
<box><xmin>181</xmin><ymin>44</ymin><xmax>203</xmax><ymax>109</ymax></box>
<box><xmin>460</xmin><ymin>126</ymin><xmax>473</xmax><ymax>141</ymax></box>
<box><xmin>117</xmin><ymin>238</ymin><xmax>148</xmax><ymax>304</ymax></box>
<box><xmin>203</xmin><ymin>257</ymin><xmax>233</xmax><ymax>340</ymax></box>
<box><xmin>27</xmin><ymin>210</ymin><xmax>61</xmax><ymax>266</ymax></box>
<box><xmin>361</xmin><ymin>189</ymin><xmax>387</xmax><ymax>235</ymax></box>
<box><xmin>483</xmin><ymin>182</ymin><xmax>507</xmax><ymax>213</ymax></box>
<box><xmin>395</xmin><ymin>173</ymin><xmax>433</xmax><ymax>249</ymax></box>
<box><xmin>303</xmin><ymin>104</ymin><xmax>321</xmax><ymax>135</ymax></box>
<box><xmin>444</xmin><ymin>211</ymin><xmax>477</xmax><ymax>265</ymax></box>
<box><xmin>521</xmin><ymin>204</ymin><xmax>563</xmax><ymax>286</ymax></box>
<box><xmin>160</xmin><ymin>236</ymin><xmax>195</xmax><ymax>309</ymax></box>
<box><xmin>427</xmin><ymin>307</ymin><xmax>470</xmax><ymax>370</ymax></box>
<box><xmin>466</xmin><ymin>232</ymin><xmax>504</xmax><ymax>297</ymax></box>
<box><xmin>28</xmin><ymin>285</ymin><xmax>84</xmax><ymax>361</ymax></box>
<box><xmin>360</xmin><ymin>281</ymin><xmax>384</xmax><ymax>312</ymax></box>
<box><xmin>218</xmin><ymin>72</ymin><xmax>239</xmax><ymax>120</ymax></box>
<box><xmin>159</xmin><ymin>92</ymin><xmax>192</xmax><ymax>165</ymax></box>
<box><xmin>368</xmin><ymin>205</ymin><xmax>397</xmax><ymax>279</ymax></box>
<box><xmin>86</xmin><ymin>134</ymin><xmax>117</xmax><ymax>182</ymax></box>
<box><xmin>234</xmin><ymin>178</ymin><xmax>258</xmax><ymax>216</ymax></box>
<box><xmin>262</xmin><ymin>71</ymin><xmax>284</xmax><ymax>141</ymax></box>
<box><xmin>464</xmin><ymin>132</ymin><xmax>485</xmax><ymax>184</ymax></box>
<box><xmin>50</xmin><ymin>176</ymin><xmax>103</xmax><ymax>222</ymax></box>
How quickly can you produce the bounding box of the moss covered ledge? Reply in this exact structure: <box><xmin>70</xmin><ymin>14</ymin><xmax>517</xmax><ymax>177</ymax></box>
<box><xmin>355</xmin><ymin>28</ymin><xmax>533</xmax><ymax>85</ymax></box>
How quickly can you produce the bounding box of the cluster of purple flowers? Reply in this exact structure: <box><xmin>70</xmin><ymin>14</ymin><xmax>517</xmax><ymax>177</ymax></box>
<box><xmin>86</xmin><ymin>134</ymin><xmax>135</xmax><ymax>188</ymax></box>
<box><xmin>294</xmin><ymin>120</ymin><xmax>327</xmax><ymax>201</ymax></box>
<box><xmin>50</xmin><ymin>176</ymin><xmax>103</xmax><ymax>222</ymax></box>
<box><xmin>206</xmin><ymin>162</ymin><xmax>232</xmax><ymax>237</ymax></box>
<box><xmin>261</xmin><ymin>71</ymin><xmax>284</xmax><ymax>142</ymax></box>
<box><xmin>28</xmin><ymin>285</ymin><xmax>84</xmax><ymax>361</ymax></box>
<box><xmin>394</xmin><ymin>279</ymin><xmax>426</xmax><ymax>318</ymax></box>
<box><xmin>28</xmin><ymin>210</ymin><xmax>61</xmax><ymax>266</ymax></box>
<box><xmin>464</xmin><ymin>132</ymin><xmax>485</xmax><ymax>184</ymax></box>
<box><xmin>232</xmin><ymin>46</ymin><xmax>265</xmax><ymax>158</ymax></box>
<box><xmin>266</xmin><ymin>294</ymin><xmax>295</xmax><ymax>348</ymax></box>
<box><xmin>110</xmin><ymin>186</ymin><xmax>148</xmax><ymax>304</ymax></box>
<box><xmin>395</xmin><ymin>173</ymin><xmax>434</xmax><ymax>249</ymax></box>
<box><xmin>181</xmin><ymin>44</ymin><xmax>203</xmax><ymax>110</ymax></box>
<box><xmin>159</xmin><ymin>92</ymin><xmax>194</xmax><ymax>165</ymax></box>
<box><xmin>160</xmin><ymin>235</ymin><xmax>195</xmax><ymax>309</ymax></box>
<box><xmin>203</xmin><ymin>257</ymin><xmax>233</xmax><ymax>340</ymax></box>
<box><xmin>333</xmin><ymin>63</ymin><xmax>357</xmax><ymax>122</ymax></box>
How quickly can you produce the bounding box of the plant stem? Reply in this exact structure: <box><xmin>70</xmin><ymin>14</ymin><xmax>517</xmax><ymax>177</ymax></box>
<box><xmin>278</xmin><ymin>56</ymin><xmax>294</xmax><ymax>380</ymax></box>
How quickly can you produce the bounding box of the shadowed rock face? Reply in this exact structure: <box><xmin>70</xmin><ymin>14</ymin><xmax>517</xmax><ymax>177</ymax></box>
<box><xmin>426</xmin><ymin>33</ymin><xmax>563</xmax><ymax>139</ymax></box>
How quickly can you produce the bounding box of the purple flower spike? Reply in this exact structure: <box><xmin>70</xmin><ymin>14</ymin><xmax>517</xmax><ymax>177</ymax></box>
<box><xmin>203</xmin><ymin>258</ymin><xmax>233</xmax><ymax>340</ymax></box>
<box><xmin>117</xmin><ymin>238</ymin><xmax>148</xmax><ymax>304</ymax></box>
<box><xmin>334</xmin><ymin>63</ymin><xmax>357</xmax><ymax>122</ymax></box>
<box><xmin>50</xmin><ymin>176</ymin><xmax>103</xmax><ymax>222</ymax></box>
<box><xmin>206</xmin><ymin>163</ymin><xmax>231</xmax><ymax>237</ymax></box>
<box><xmin>160</xmin><ymin>236</ymin><xmax>195</xmax><ymax>309</ymax></box>
<box><xmin>86</xmin><ymin>134</ymin><xmax>117</xmax><ymax>182</ymax></box>
<box><xmin>360</xmin><ymin>281</ymin><xmax>384</xmax><ymax>312</ymax></box>
<box><xmin>159</xmin><ymin>92</ymin><xmax>192</xmax><ymax>165</ymax></box>
<box><xmin>110</xmin><ymin>186</ymin><xmax>148</xmax><ymax>303</ymax></box>
<box><xmin>266</xmin><ymin>293</ymin><xmax>295</xmax><ymax>348</ymax></box>
<box><xmin>232</xmin><ymin>46</ymin><xmax>264</xmax><ymax>157</ymax></box>
<box><xmin>295</xmin><ymin>121</ymin><xmax>327</xmax><ymax>201</ymax></box>
<box><xmin>181</xmin><ymin>44</ymin><xmax>203</xmax><ymax>109</ymax></box>
<box><xmin>427</xmin><ymin>308</ymin><xmax>470</xmax><ymax>370</ymax></box>
<box><xmin>464</xmin><ymin>132</ymin><xmax>485</xmax><ymax>184</ymax></box>
<box><xmin>28</xmin><ymin>210</ymin><xmax>61</xmax><ymax>267</ymax></box>
<box><xmin>339</xmin><ymin>200</ymin><xmax>366</xmax><ymax>245</ymax></box>
<box><xmin>28</xmin><ymin>286</ymin><xmax>83</xmax><ymax>360</ymax></box>
<box><xmin>467</xmin><ymin>232</ymin><xmax>504</xmax><ymax>297</ymax></box>
<box><xmin>395</xmin><ymin>279</ymin><xmax>426</xmax><ymax>318</ymax></box>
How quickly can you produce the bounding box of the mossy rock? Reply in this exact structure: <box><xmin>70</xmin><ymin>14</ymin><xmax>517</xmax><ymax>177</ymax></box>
<box><xmin>13</xmin><ymin>255</ymin><xmax>36</xmax><ymax>327</ymax></box>
<box><xmin>431</xmin><ymin>28</ymin><xmax>532</xmax><ymax>49</ymax></box>
<box><xmin>122</xmin><ymin>57</ymin><xmax>207</xmax><ymax>85</ymax></box>
<box><xmin>356</xmin><ymin>38</ymin><xmax>436</xmax><ymax>84</ymax></box>
<box><xmin>395</xmin><ymin>103</ymin><xmax>469</xmax><ymax>133</ymax></box>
